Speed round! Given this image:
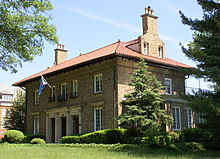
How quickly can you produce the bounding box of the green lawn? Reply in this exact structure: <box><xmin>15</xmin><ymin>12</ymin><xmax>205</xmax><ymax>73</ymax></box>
<box><xmin>0</xmin><ymin>144</ymin><xmax>220</xmax><ymax>159</ymax></box>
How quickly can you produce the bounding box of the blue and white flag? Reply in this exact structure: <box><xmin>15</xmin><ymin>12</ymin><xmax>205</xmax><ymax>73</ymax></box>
<box><xmin>38</xmin><ymin>75</ymin><xmax>51</xmax><ymax>96</ymax></box>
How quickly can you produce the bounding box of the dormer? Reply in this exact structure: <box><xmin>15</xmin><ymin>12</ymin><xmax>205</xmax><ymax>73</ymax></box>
<box><xmin>138</xmin><ymin>6</ymin><xmax>165</xmax><ymax>58</ymax></box>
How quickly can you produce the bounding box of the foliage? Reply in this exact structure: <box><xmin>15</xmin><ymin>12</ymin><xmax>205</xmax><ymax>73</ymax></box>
<box><xmin>22</xmin><ymin>134</ymin><xmax>45</xmax><ymax>143</ymax></box>
<box><xmin>180</xmin><ymin>0</ymin><xmax>220</xmax><ymax>144</ymax></box>
<box><xmin>180</xmin><ymin>128</ymin><xmax>213</xmax><ymax>143</ymax></box>
<box><xmin>61</xmin><ymin>129</ymin><xmax>128</xmax><ymax>144</ymax></box>
<box><xmin>118</xmin><ymin>58</ymin><xmax>172</xmax><ymax>133</ymax></box>
<box><xmin>175</xmin><ymin>142</ymin><xmax>204</xmax><ymax>151</ymax></box>
<box><xmin>0</xmin><ymin>0</ymin><xmax>58</xmax><ymax>73</ymax></box>
<box><xmin>3</xmin><ymin>130</ymin><xmax>24</xmax><ymax>143</ymax></box>
<box><xmin>30</xmin><ymin>138</ymin><xmax>45</xmax><ymax>144</ymax></box>
<box><xmin>4</xmin><ymin>93</ymin><xmax>25</xmax><ymax>132</ymax></box>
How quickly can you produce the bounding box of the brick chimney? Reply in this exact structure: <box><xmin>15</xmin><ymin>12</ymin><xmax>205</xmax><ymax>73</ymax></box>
<box><xmin>54</xmin><ymin>44</ymin><xmax>68</xmax><ymax>65</ymax></box>
<box><xmin>139</xmin><ymin>6</ymin><xmax>165</xmax><ymax>58</ymax></box>
<box><xmin>142</xmin><ymin>6</ymin><xmax>158</xmax><ymax>35</ymax></box>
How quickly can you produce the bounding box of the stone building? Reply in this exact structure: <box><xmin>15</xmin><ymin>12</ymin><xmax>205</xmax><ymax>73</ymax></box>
<box><xmin>14</xmin><ymin>7</ymin><xmax>196</xmax><ymax>142</ymax></box>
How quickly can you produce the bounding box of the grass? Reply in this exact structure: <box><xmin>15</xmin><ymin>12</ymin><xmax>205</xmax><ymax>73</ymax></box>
<box><xmin>0</xmin><ymin>143</ymin><xmax>220</xmax><ymax>159</ymax></box>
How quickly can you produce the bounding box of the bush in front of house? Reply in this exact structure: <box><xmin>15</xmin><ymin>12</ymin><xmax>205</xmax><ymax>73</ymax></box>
<box><xmin>3</xmin><ymin>130</ymin><xmax>24</xmax><ymax>143</ymax></box>
<box><xmin>22</xmin><ymin>134</ymin><xmax>46</xmax><ymax>143</ymax></box>
<box><xmin>180</xmin><ymin>128</ymin><xmax>212</xmax><ymax>143</ymax></box>
<box><xmin>175</xmin><ymin>142</ymin><xmax>203</xmax><ymax>151</ymax></box>
<box><xmin>30</xmin><ymin>138</ymin><xmax>46</xmax><ymax>144</ymax></box>
<box><xmin>60</xmin><ymin>136</ymin><xmax>80</xmax><ymax>144</ymax></box>
<box><xmin>61</xmin><ymin>129</ymin><xmax>128</xmax><ymax>144</ymax></box>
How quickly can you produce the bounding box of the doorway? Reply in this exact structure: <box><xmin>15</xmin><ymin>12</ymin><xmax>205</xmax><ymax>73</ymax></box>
<box><xmin>72</xmin><ymin>115</ymin><xmax>79</xmax><ymax>134</ymax></box>
<box><xmin>61</xmin><ymin>117</ymin><xmax>67</xmax><ymax>137</ymax></box>
<box><xmin>51</xmin><ymin>118</ymin><xmax>55</xmax><ymax>143</ymax></box>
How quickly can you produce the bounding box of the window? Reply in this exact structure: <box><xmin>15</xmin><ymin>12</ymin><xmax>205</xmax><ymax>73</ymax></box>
<box><xmin>34</xmin><ymin>90</ymin><xmax>39</xmax><ymax>105</ymax></box>
<box><xmin>50</xmin><ymin>86</ymin><xmax>56</xmax><ymax>101</ymax></box>
<box><xmin>197</xmin><ymin>113</ymin><xmax>204</xmax><ymax>123</ymax></box>
<box><xmin>185</xmin><ymin>107</ymin><xmax>193</xmax><ymax>128</ymax></box>
<box><xmin>2</xmin><ymin>95</ymin><xmax>13</xmax><ymax>101</ymax></box>
<box><xmin>143</xmin><ymin>42</ymin><xmax>149</xmax><ymax>55</ymax></box>
<box><xmin>61</xmin><ymin>83</ymin><xmax>67</xmax><ymax>99</ymax></box>
<box><xmin>158</xmin><ymin>46</ymin><xmax>163</xmax><ymax>58</ymax></box>
<box><xmin>94</xmin><ymin>108</ymin><xmax>103</xmax><ymax>131</ymax></box>
<box><xmin>72</xmin><ymin>80</ymin><xmax>78</xmax><ymax>97</ymax></box>
<box><xmin>94</xmin><ymin>74</ymin><xmax>103</xmax><ymax>93</ymax></box>
<box><xmin>164</xmin><ymin>78</ymin><xmax>172</xmax><ymax>95</ymax></box>
<box><xmin>172</xmin><ymin>106</ymin><xmax>181</xmax><ymax>130</ymax></box>
<box><xmin>33</xmin><ymin>116</ymin><xmax>39</xmax><ymax>134</ymax></box>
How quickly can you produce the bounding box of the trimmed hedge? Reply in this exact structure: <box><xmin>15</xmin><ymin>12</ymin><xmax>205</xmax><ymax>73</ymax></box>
<box><xmin>30</xmin><ymin>138</ymin><xmax>46</xmax><ymax>144</ymax></box>
<box><xmin>61</xmin><ymin>129</ymin><xmax>128</xmax><ymax>144</ymax></box>
<box><xmin>3</xmin><ymin>130</ymin><xmax>24</xmax><ymax>143</ymax></box>
<box><xmin>175</xmin><ymin>142</ymin><xmax>203</xmax><ymax>151</ymax></box>
<box><xmin>22</xmin><ymin>134</ymin><xmax>45</xmax><ymax>143</ymax></box>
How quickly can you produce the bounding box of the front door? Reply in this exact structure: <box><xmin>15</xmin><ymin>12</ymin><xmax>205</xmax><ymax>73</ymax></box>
<box><xmin>72</xmin><ymin>115</ymin><xmax>79</xmax><ymax>134</ymax></box>
<box><xmin>61</xmin><ymin>117</ymin><xmax>67</xmax><ymax>137</ymax></box>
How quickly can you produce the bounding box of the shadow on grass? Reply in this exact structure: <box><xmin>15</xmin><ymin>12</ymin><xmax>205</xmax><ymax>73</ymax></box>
<box><xmin>107</xmin><ymin>144</ymin><xmax>220</xmax><ymax>159</ymax></box>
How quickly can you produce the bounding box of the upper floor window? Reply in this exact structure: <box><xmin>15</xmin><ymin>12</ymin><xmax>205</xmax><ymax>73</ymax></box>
<box><xmin>34</xmin><ymin>90</ymin><xmax>39</xmax><ymax>105</ymax></box>
<box><xmin>50</xmin><ymin>86</ymin><xmax>56</xmax><ymax>102</ymax></box>
<box><xmin>72</xmin><ymin>80</ymin><xmax>78</xmax><ymax>97</ymax></box>
<box><xmin>94</xmin><ymin>108</ymin><xmax>103</xmax><ymax>131</ymax></box>
<box><xmin>61</xmin><ymin>83</ymin><xmax>67</xmax><ymax>99</ymax></box>
<box><xmin>185</xmin><ymin>107</ymin><xmax>193</xmax><ymax>128</ymax></box>
<box><xmin>2</xmin><ymin>95</ymin><xmax>13</xmax><ymax>101</ymax></box>
<box><xmin>33</xmin><ymin>116</ymin><xmax>39</xmax><ymax>134</ymax></box>
<box><xmin>158</xmin><ymin>46</ymin><xmax>163</xmax><ymax>58</ymax></box>
<box><xmin>164</xmin><ymin>78</ymin><xmax>172</xmax><ymax>95</ymax></box>
<box><xmin>94</xmin><ymin>74</ymin><xmax>103</xmax><ymax>93</ymax></box>
<box><xmin>143</xmin><ymin>42</ymin><xmax>149</xmax><ymax>55</ymax></box>
<box><xmin>172</xmin><ymin>106</ymin><xmax>181</xmax><ymax>131</ymax></box>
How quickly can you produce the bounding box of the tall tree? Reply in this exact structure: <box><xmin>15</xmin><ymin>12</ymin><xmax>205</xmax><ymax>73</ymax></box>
<box><xmin>180</xmin><ymin>0</ymin><xmax>220</xmax><ymax>140</ymax></box>
<box><xmin>4</xmin><ymin>93</ymin><xmax>25</xmax><ymax>132</ymax></box>
<box><xmin>118</xmin><ymin>58</ymin><xmax>172</xmax><ymax>133</ymax></box>
<box><xmin>0</xmin><ymin>0</ymin><xmax>58</xmax><ymax>73</ymax></box>
<box><xmin>179</xmin><ymin>0</ymin><xmax>220</xmax><ymax>89</ymax></box>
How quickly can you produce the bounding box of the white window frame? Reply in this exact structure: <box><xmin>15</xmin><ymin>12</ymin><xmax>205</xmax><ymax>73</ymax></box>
<box><xmin>158</xmin><ymin>46</ymin><xmax>163</xmax><ymax>58</ymax></box>
<box><xmin>172</xmin><ymin>106</ymin><xmax>181</xmax><ymax>131</ymax></box>
<box><xmin>94</xmin><ymin>74</ymin><xmax>103</xmax><ymax>93</ymax></box>
<box><xmin>34</xmin><ymin>90</ymin><xmax>39</xmax><ymax>105</ymax></box>
<box><xmin>61</xmin><ymin>83</ymin><xmax>67</xmax><ymax>98</ymax></box>
<box><xmin>94</xmin><ymin>108</ymin><xmax>103</xmax><ymax>131</ymax></box>
<box><xmin>185</xmin><ymin>107</ymin><xmax>193</xmax><ymax>128</ymax></box>
<box><xmin>198</xmin><ymin>113</ymin><xmax>205</xmax><ymax>123</ymax></box>
<box><xmin>164</xmin><ymin>78</ymin><xmax>172</xmax><ymax>95</ymax></box>
<box><xmin>33</xmin><ymin>116</ymin><xmax>39</xmax><ymax>134</ymax></box>
<box><xmin>51</xmin><ymin>86</ymin><xmax>56</xmax><ymax>100</ymax></box>
<box><xmin>0</xmin><ymin>108</ymin><xmax>7</xmax><ymax>129</ymax></box>
<box><xmin>72</xmin><ymin>80</ymin><xmax>78</xmax><ymax>97</ymax></box>
<box><xmin>143</xmin><ymin>42</ymin><xmax>149</xmax><ymax>55</ymax></box>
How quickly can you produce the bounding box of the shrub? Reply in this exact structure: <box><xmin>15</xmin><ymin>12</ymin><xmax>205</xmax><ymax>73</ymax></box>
<box><xmin>175</xmin><ymin>142</ymin><xmax>203</xmax><ymax>151</ymax></box>
<box><xmin>180</xmin><ymin>128</ymin><xmax>212</xmax><ymax>143</ymax></box>
<box><xmin>3</xmin><ymin>130</ymin><xmax>24</xmax><ymax>143</ymax></box>
<box><xmin>60</xmin><ymin>136</ymin><xmax>80</xmax><ymax>144</ymax></box>
<box><xmin>61</xmin><ymin>129</ymin><xmax>128</xmax><ymax>144</ymax></box>
<box><xmin>30</xmin><ymin>138</ymin><xmax>46</xmax><ymax>144</ymax></box>
<box><xmin>22</xmin><ymin>134</ymin><xmax>45</xmax><ymax>143</ymax></box>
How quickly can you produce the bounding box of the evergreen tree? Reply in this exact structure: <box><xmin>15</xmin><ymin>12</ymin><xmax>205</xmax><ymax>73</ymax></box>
<box><xmin>4</xmin><ymin>93</ymin><xmax>25</xmax><ymax>132</ymax></box>
<box><xmin>118</xmin><ymin>58</ymin><xmax>172</xmax><ymax>133</ymax></box>
<box><xmin>180</xmin><ymin>0</ymin><xmax>220</xmax><ymax>141</ymax></box>
<box><xmin>0</xmin><ymin>0</ymin><xmax>58</xmax><ymax>73</ymax></box>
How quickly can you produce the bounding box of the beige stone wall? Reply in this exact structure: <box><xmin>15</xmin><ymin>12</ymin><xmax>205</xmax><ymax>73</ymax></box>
<box><xmin>25</xmin><ymin>58</ymin><xmax>117</xmax><ymax>134</ymax></box>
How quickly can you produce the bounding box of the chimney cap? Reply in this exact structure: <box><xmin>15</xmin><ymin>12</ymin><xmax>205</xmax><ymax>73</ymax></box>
<box><xmin>145</xmin><ymin>6</ymin><xmax>154</xmax><ymax>15</ymax></box>
<box><xmin>56</xmin><ymin>44</ymin><xmax>65</xmax><ymax>50</ymax></box>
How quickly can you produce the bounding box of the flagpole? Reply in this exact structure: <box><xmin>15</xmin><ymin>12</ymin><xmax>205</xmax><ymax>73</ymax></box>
<box><xmin>41</xmin><ymin>75</ymin><xmax>51</xmax><ymax>88</ymax></box>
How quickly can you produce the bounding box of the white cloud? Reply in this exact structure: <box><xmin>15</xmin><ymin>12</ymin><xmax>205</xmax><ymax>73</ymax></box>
<box><xmin>160</xmin><ymin>34</ymin><xmax>179</xmax><ymax>44</ymax></box>
<box><xmin>156</xmin><ymin>0</ymin><xmax>179</xmax><ymax>16</ymax></box>
<box><xmin>55</xmin><ymin>5</ymin><xmax>141</xmax><ymax>33</ymax></box>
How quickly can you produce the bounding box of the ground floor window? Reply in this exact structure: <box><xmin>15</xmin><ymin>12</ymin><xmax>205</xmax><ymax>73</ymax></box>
<box><xmin>172</xmin><ymin>106</ymin><xmax>181</xmax><ymax>131</ymax></box>
<box><xmin>197</xmin><ymin>113</ymin><xmax>205</xmax><ymax>123</ymax></box>
<box><xmin>185</xmin><ymin>107</ymin><xmax>193</xmax><ymax>128</ymax></box>
<box><xmin>33</xmin><ymin>116</ymin><xmax>39</xmax><ymax>134</ymax></box>
<box><xmin>94</xmin><ymin>108</ymin><xmax>103</xmax><ymax>131</ymax></box>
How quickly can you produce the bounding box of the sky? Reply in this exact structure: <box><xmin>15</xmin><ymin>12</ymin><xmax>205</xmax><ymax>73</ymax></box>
<box><xmin>0</xmin><ymin>0</ymin><xmax>213</xmax><ymax>90</ymax></box>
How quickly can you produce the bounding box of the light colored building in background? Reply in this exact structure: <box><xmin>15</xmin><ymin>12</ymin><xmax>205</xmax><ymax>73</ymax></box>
<box><xmin>0</xmin><ymin>84</ymin><xmax>24</xmax><ymax>138</ymax></box>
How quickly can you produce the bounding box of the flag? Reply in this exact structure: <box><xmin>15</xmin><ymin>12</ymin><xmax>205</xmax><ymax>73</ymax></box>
<box><xmin>38</xmin><ymin>75</ymin><xmax>51</xmax><ymax>96</ymax></box>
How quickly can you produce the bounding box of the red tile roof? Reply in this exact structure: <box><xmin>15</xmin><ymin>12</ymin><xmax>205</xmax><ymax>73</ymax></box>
<box><xmin>13</xmin><ymin>40</ymin><xmax>192</xmax><ymax>86</ymax></box>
